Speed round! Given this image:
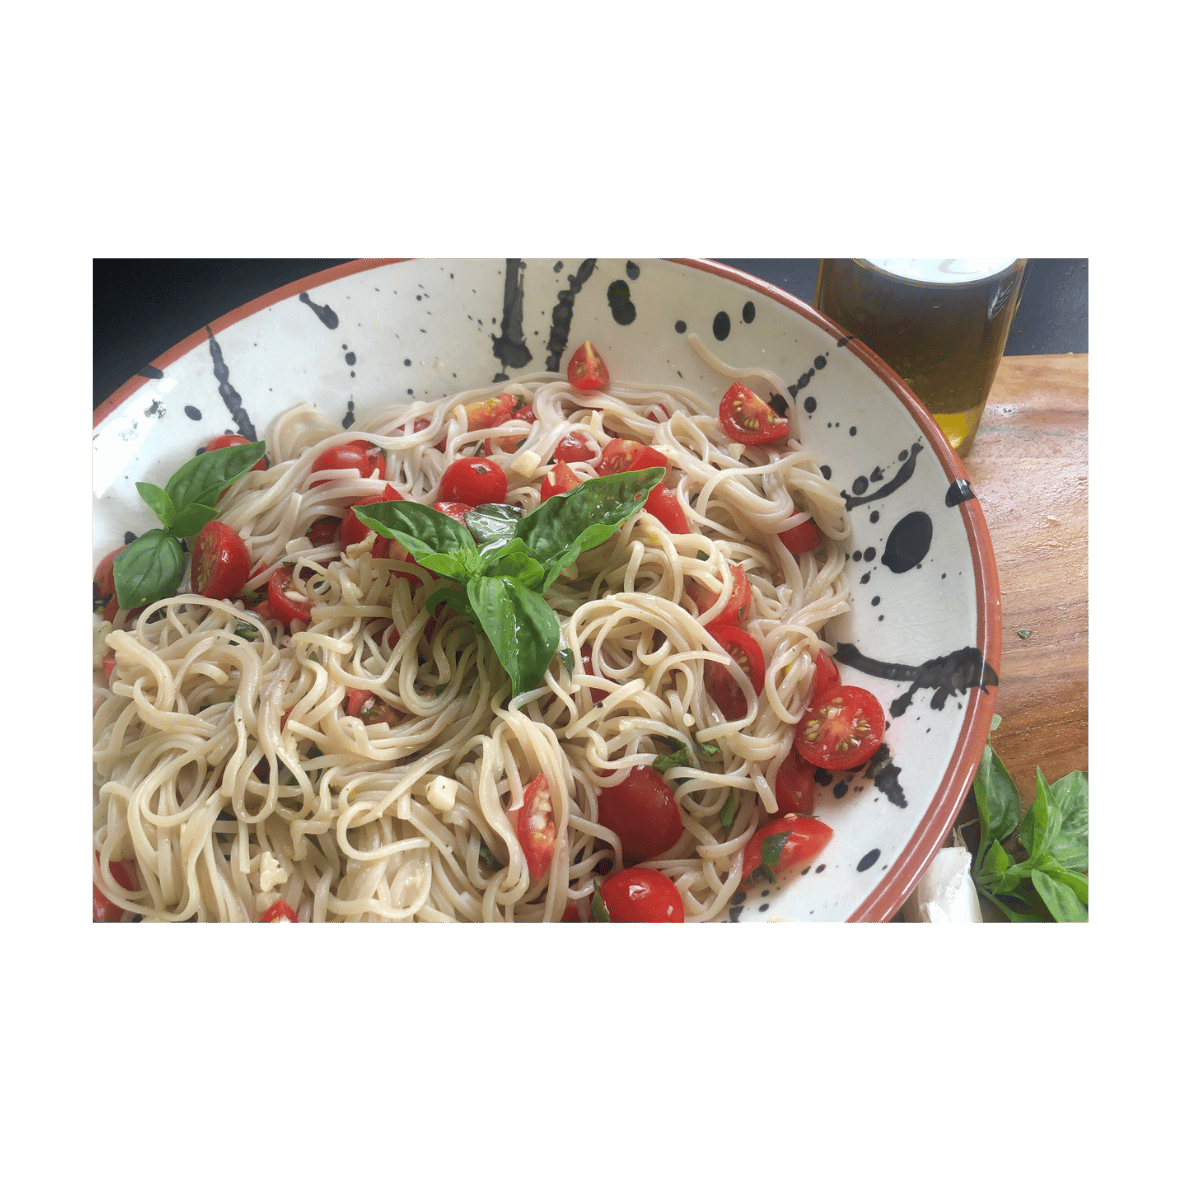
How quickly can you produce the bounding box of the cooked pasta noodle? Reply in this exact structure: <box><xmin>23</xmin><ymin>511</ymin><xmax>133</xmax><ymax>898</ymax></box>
<box><xmin>93</xmin><ymin>344</ymin><xmax>852</xmax><ymax>922</ymax></box>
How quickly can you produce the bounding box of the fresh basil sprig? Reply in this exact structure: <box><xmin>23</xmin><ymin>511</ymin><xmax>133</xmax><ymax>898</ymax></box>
<box><xmin>355</xmin><ymin>467</ymin><xmax>663</xmax><ymax>696</ymax></box>
<box><xmin>112</xmin><ymin>440</ymin><xmax>266</xmax><ymax>610</ymax></box>
<box><xmin>970</xmin><ymin>715</ymin><xmax>1088</xmax><ymax>922</ymax></box>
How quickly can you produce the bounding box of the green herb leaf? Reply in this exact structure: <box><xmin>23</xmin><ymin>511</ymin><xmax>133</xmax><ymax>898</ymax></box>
<box><xmin>972</xmin><ymin>717</ymin><xmax>1022</xmax><ymax>867</ymax></box>
<box><xmin>695</xmin><ymin>740</ymin><xmax>722</xmax><ymax>760</ymax></box>
<box><xmin>480</xmin><ymin>540</ymin><xmax>547</xmax><ymax>589</ymax></box>
<box><xmin>169</xmin><ymin>503</ymin><xmax>219</xmax><ymax>539</ymax></box>
<box><xmin>112</xmin><ymin>530</ymin><xmax>187</xmax><ymax>609</ymax></box>
<box><xmin>1030</xmin><ymin>867</ymin><xmax>1088</xmax><ymax>922</ymax></box>
<box><xmin>465</xmin><ymin>575</ymin><xmax>561</xmax><ymax>696</ymax></box>
<box><xmin>135</xmin><ymin>481</ymin><xmax>176</xmax><ymax>529</ymax></box>
<box><xmin>1042</xmin><ymin>769</ymin><xmax>1088</xmax><ymax>872</ymax></box>
<box><xmin>590</xmin><ymin>880</ymin><xmax>612</xmax><ymax>922</ymax></box>
<box><xmin>719</xmin><ymin>788</ymin><xmax>737</xmax><ymax>831</ymax></box>
<box><xmin>754</xmin><ymin>830</ymin><xmax>792</xmax><ymax>884</ymax></box>
<box><xmin>1019</xmin><ymin>770</ymin><xmax>1058</xmax><ymax>864</ymax></box>
<box><xmin>465</xmin><ymin>503</ymin><xmax>524</xmax><ymax>546</ymax></box>
<box><xmin>558</xmin><ymin>646</ymin><xmax>576</xmax><ymax>675</ymax></box>
<box><xmin>353</xmin><ymin>500</ymin><xmax>475</xmax><ymax>564</ymax></box>
<box><xmin>233</xmin><ymin>620</ymin><xmax>263</xmax><ymax>642</ymax></box>
<box><xmin>1017</xmin><ymin>628</ymin><xmax>1032</xmax><ymax>639</ymax></box>
<box><xmin>653</xmin><ymin>739</ymin><xmax>693</xmax><ymax>773</ymax></box>
<box><xmin>164</xmin><ymin>441</ymin><xmax>266</xmax><ymax>515</ymax></box>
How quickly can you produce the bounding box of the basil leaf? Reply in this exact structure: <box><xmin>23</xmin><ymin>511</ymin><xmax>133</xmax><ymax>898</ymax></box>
<box><xmin>466</xmin><ymin>503</ymin><xmax>524</xmax><ymax>546</ymax></box>
<box><xmin>478</xmin><ymin>538</ymin><xmax>546</xmax><ymax>588</ymax></box>
<box><xmin>1019</xmin><ymin>770</ymin><xmax>1059</xmax><ymax>863</ymax></box>
<box><xmin>590</xmin><ymin>881</ymin><xmax>612</xmax><ymax>922</ymax></box>
<box><xmin>169</xmin><ymin>503</ymin><xmax>219</xmax><ymax>539</ymax></box>
<box><xmin>972</xmin><ymin>721</ymin><xmax>1022</xmax><ymax>866</ymax></box>
<box><xmin>558</xmin><ymin>646</ymin><xmax>576</xmax><ymax>675</ymax></box>
<box><xmin>426</xmin><ymin>583</ymin><xmax>476</xmax><ymax>623</ymax></box>
<box><xmin>465</xmin><ymin>574</ymin><xmax>561</xmax><ymax>696</ymax></box>
<box><xmin>1043</xmin><ymin>769</ymin><xmax>1088</xmax><ymax>872</ymax></box>
<box><xmin>354</xmin><ymin>500</ymin><xmax>475</xmax><ymax>563</ymax></box>
<box><xmin>653</xmin><ymin>740</ymin><xmax>692</xmax><ymax>773</ymax></box>
<box><xmin>696</xmin><ymin>740</ymin><xmax>722</xmax><ymax>760</ymax></box>
<box><xmin>1030</xmin><ymin>867</ymin><xmax>1088</xmax><ymax>922</ymax></box>
<box><xmin>754</xmin><ymin>830</ymin><xmax>792</xmax><ymax>884</ymax></box>
<box><xmin>413</xmin><ymin>550</ymin><xmax>480</xmax><ymax>580</ymax></box>
<box><xmin>136</xmin><ymin>481</ymin><xmax>176</xmax><ymax>529</ymax></box>
<box><xmin>515</xmin><ymin>468</ymin><xmax>664</xmax><ymax>590</ymax></box>
<box><xmin>1037</xmin><ymin>860</ymin><xmax>1089</xmax><ymax>909</ymax></box>
<box><xmin>112</xmin><ymin>529</ymin><xmax>186</xmax><ymax>609</ymax></box>
<box><xmin>719</xmin><ymin>788</ymin><xmax>737</xmax><ymax>831</ymax></box>
<box><xmin>164</xmin><ymin>440</ymin><xmax>266</xmax><ymax>514</ymax></box>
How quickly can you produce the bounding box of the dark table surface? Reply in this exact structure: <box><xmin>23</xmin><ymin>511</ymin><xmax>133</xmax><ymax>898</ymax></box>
<box><xmin>91</xmin><ymin>259</ymin><xmax>1088</xmax><ymax>412</ymax></box>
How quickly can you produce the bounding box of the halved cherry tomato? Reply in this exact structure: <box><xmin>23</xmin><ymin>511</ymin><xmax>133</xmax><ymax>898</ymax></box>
<box><xmin>309</xmin><ymin>440</ymin><xmax>385</xmax><ymax>487</ymax></box>
<box><xmin>94</xmin><ymin>545</ymin><xmax>124</xmax><ymax>616</ymax></box>
<box><xmin>306</xmin><ymin>516</ymin><xmax>341</xmax><ymax>547</ymax></box>
<box><xmin>460</xmin><ymin>390</ymin><xmax>517</xmax><ymax>432</ymax></box>
<box><xmin>704</xmin><ymin>625</ymin><xmax>766</xmax><ymax>721</ymax></box>
<box><xmin>412</xmin><ymin>417</ymin><xmax>448</xmax><ymax>453</ymax></box>
<box><xmin>516</xmin><ymin>771</ymin><xmax>556</xmax><ymax>881</ymax></box>
<box><xmin>567</xmin><ymin>341</ymin><xmax>610</xmax><ymax>390</ymax></box>
<box><xmin>437</xmin><ymin>457</ymin><xmax>508</xmax><ymax>506</ymax></box>
<box><xmin>340</xmin><ymin>484</ymin><xmax>404</xmax><ymax>556</ymax></box>
<box><xmin>345</xmin><ymin>688</ymin><xmax>400</xmax><ymax>726</ymax></box>
<box><xmin>191</xmin><ymin>521</ymin><xmax>251</xmax><ymax>600</ymax></box>
<box><xmin>580</xmin><ymin>644</ymin><xmax>609</xmax><ymax>703</ymax></box>
<box><xmin>740</xmin><ymin>815</ymin><xmax>833</xmax><ymax>882</ymax></box>
<box><xmin>553</xmin><ymin>432</ymin><xmax>595</xmax><ymax>463</ymax></box>
<box><xmin>561</xmin><ymin>901</ymin><xmax>585</xmax><ymax>922</ymax></box>
<box><xmin>719</xmin><ymin>382</ymin><xmax>790</xmax><ymax>445</ymax></box>
<box><xmin>598</xmin><ymin>867</ymin><xmax>684</xmax><ymax>922</ymax></box>
<box><xmin>539</xmin><ymin>460</ymin><xmax>581</xmax><ymax>503</ymax></box>
<box><xmin>774</xmin><ymin>748</ymin><xmax>817</xmax><ymax>815</ymax></box>
<box><xmin>102</xmin><ymin>649</ymin><xmax>117</xmax><ymax>681</ymax></box>
<box><xmin>810</xmin><ymin>648</ymin><xmax>841</xmax><ymax>702</ymax></box>
<box><xmin>595</xmin><ymin>438</ymin><xmax>667</xmax><ymax>477</ymax></box>
<box><xmin>267</xmin><ymin>566</ymin><xmax>314</xmax><ymax>627</ymax></box>
<box><xmin>779</xmin><ymin>518</ymin><xmax>824</xmax><ymax>554</ymax></box>
<box><xmin>206</xmin><ymin>433</ymin><xmax>268</xmax><ymax>471</ymax></box>
<box><xmin>643</xmin><ymin>483</ymin><xmax>689</xmax><ymax>533</ymax></box>
<box><xmin>93</xmin><ymin>856</ymin><xmax>137</xmax><ymax>923</ymax></box>
<box><xmin>433</xmin><ymin>500</ymin><xmax>474</xmax><ymax>524</ymax></box>
<box><xmin>688</xmin><ymin>564</ymin><xmax>753</xmax><ymax>628</ymax></box>
<box><xmin>794</xmin><ymin>684</ymin><xmax>885</xmax><ymax>771</ymax></box>
<box><xmin>259</xmin><ymin>900</ymin><xmax>298</xmax><ymax>923</ymax></box>
<box><xmin>596</xmin><ymin>767</ymin><xmax>684</xmax><ymax>864</ymax></box>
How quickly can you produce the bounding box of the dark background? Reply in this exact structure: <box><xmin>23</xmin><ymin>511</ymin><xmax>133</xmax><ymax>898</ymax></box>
<box><xmin>92</xmin><ymin>258</ymin><xmax>1088</xmax><ymax>411</ymax></box>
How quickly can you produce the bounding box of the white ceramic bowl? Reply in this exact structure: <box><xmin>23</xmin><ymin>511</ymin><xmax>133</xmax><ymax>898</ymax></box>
<box><xmin>93</xmin><ymin>258</ymin><xmax>1001</xmax><ymax>922</ymax></box>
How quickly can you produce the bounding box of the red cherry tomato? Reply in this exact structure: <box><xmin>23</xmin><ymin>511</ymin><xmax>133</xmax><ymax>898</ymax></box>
<box><xmin>102</xmin><ymin>649</ymin><xmax>117</xmax><ymax>681</ymax></box>
<box><xmin>516</xmin><ymin>771</ymin><xmax>556</xmax><ymax>881</ymax></box>
<box><xmin>561</xmin><ymin>901</ymin><xmax>585</xmax><ymax>922</ymax></box>
<box><xmin>704</xmin><ymin>625</ymin><xmax>766</xmax><ymax>721</ymax></box>
<box><xmin>643</xmin><ymin>483</ymin><xmax>689</xmax><ymax>533</ymax></box>
<box><xmin>567</xmin><ymin>341</ymin><xmax>610</xmax><ymax>390</ymax></box>
<box><xmin>794</xmin><ymin>684</ymin><xmax>885</xmax><ymax>770</ymax></box>
<box><xmin>553</xmin><ymin>432</ymin><xmax>595</xmax><ymax>463</ymax></box>
<box><xmin>94</xmin><ymin>546</ymin><xmax>123</xmax><ymax>601</ymax></box>
<box><xmin>740</xmin><ymin>815</ymin><xmax>833</xmax><ymax>883</ymax></box>
<box><xmin>437</xmin><ymin>457</ymin><xmax>508</xmax><ymax>507</ymax></box>
<box><xmin>433</xmin><ymin>500</ymin><xmax>474</xmax><ymax>525</ymax></box>
<box><xmin>718</xmin><ymin>382</ymin><xmax>790</xmax><ymax>445</ymax></box>
<box><xmin>596</xmin><ymin>767</ymin><xmax>684</xmax><ymax>864</ymax></box>
<box><xmin>595</xmin><ymin>438</ymin><xmax>667</xmax><ymax>477</ymax></box>
<box><xmin>309</xmin><ymin>440</ymin><xmax>385</xmax><ymax>487</ymax></box>
<box><xmin>774</xmin><ymin>748</ymin><xmax>817</xmax><ymax>815</ymax></box>
<box><xmin>688</xmin><ymin>564</ymin><xmax>753</xmax><ymax>628</ymax></box>
<box><xmin>191</xmin><ymin>521</ymin><xmax>251</xmax><ymax>600</ymax></box>
<box><xmin>345</xmin><ymin>688</ymin><xmax>400</xmax><ymax>726</ymax></box>
<box><xmin>539</xmin><ymin>460</ymin><xmax>581</xmax><ymax>502</ymax></box>
<box><xmin>460</xmin><ymin>390</ymin><xmax>517</xmax><ymax>432</ymax></box>
<box><xmin>599</xmin><ymin>868</ymin><xmax>684</xmax><ymax>922</ymax></box>
<box><xmin>267</xmin><ymin>567</ymin><xmax>314</xmax><ymax>627</ymax></box>
<box><xmin>306</xmin><ymin>516</ymin><xmax>341</xmax><ymax>547</ymax></box>
<box><xmin>259</xmin><ymin>900</ymin><xmax>298</xmax><ymax>922</ymax></box>
<box><xmin>779</xmin><ymin>518</ymin><xmax>824</xmax><ymax>554</ymax></box>
<box><xmin>340</xmin><ymin>484</ymin><xmax>404</xmax><ymax>556</ymax></box>
<box><xmin>206</xmin><ymin>433</ymin><xmax>268</xmax><ymax>471</ymax></box>
<box><xmin>810</xmin><ymin>649</ymin><xmax>841</xmax><ymax>702</ymax></box>
<box><xmin>93</xmin><ymin>856</ymin><xmax>136</xmax><ymax>923</ymax></box>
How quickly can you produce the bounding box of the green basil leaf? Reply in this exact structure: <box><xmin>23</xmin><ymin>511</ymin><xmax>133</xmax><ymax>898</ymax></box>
<box><xmin>515</xmin><ymin>468</ymin><xmax>664</xmax><ymax>590</ymax></box>
<box><xmin>413</xmin><ymin>550</ymin><xmax>479</xmax><ymax>580</ymax></box>
<box><xmin>480</xmin><ymin>539</ymin><xmax>546</xmax><ymax>588</ymax></box>
<box><xmin>719</xmin><ymin>788</ymin><xmax>737</xmax><ymax>831</ymax></box>
<box><xmin>112</xmin><ymin>529</ymin><xmax>186</xmax><ymax>609</ymax></box>
<box><xmin>976</xmin><ymin>888</ymin><xmax>1044</xmax><ymax>922</ymax></box>
<box><xmin>1019</xmin><ymin>770</ymin><xmax>1058</xmax><ymax>862</ymax></box>
<box><xmin>1042</xmin><ymin>770</ymin><xmax>1088</xmax><ymax>872</ymax></box>
<box><xmin>466</xmin><ymin>502</ymin><xmax>524</xmax><ymax>546</ymax></box>
<box><xmin>164</xmin><ymin>440</ymin><xmax>266</xmax><ymax>515</ymax></box>
<box><xmin>972</xmin><ymin>722</ymin><xmax>1022</xmax><ymax>865</ymax></box>
<box><xmin>695</xmin><ymin>740</ymin><xmax>722</xmax><ymax>760</ymax></box>
<box><xmin>353</xmin><ymin>500</ymin><xmax>476</xmax><ymax>563</ymax></box>
<box><xmin>1030</xmin><ymin>867</ymin><xmax>1088</xmax><ymax>922</ymax></box>
<box><xmin>753</xmin><ymin>830</ymin><xmax>792</xmax><ymax>884</ymax></box>
<box><xmin>426</xmin><ymin>584</ymin><xmax>476</xmax><ymax>625</ymax></box>
<box><xmin>590</xmin><ymin>880</ymin><xmax>612</xmax><ymax>922</ymax></box>
<box><xmin>136</xmin><ymin>481</ymin><xmax>176</xmax><ymax>529</ymax></box>
<box><xmin>558</xmin><ymin>646</ymin><xmax>576</xmax><ymax>676</ymax></box>
<box><xmin>465</xmin><ymin>575</ymin><xmax>561</xmax><ymax>696</ymax></box>
<box><xmin>652</xmin><ymin>739</ymin><xmax>692</xmax><ymax>773</ymax></box>
<box><xmin>1038</xmin><ymin>860</ymin><xmax>1089</xmax><ymax>909</ymax></box>
<box><xmin>169</xmin><ymin>502</ymin><xmax>219</xmax><ymax>539</ymax></box>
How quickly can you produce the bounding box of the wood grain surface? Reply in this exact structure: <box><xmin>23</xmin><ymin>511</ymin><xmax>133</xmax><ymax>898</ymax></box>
<box><xmin>960</xmin><ymin>353</ymin><xmax>1089</xmax><ymax>808</ymax></box>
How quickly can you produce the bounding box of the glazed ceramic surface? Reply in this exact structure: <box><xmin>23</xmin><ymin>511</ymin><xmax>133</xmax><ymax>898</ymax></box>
<box><xmin>93</xmin><ymin>258</ymin><xmax>1001</xmax><ymax>922</ymax></box>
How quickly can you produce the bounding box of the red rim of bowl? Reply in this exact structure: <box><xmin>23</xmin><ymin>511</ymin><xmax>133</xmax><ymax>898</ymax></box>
<box><xmin>94</xmin><ymin>257</ymin><xmax>1003</xmax><ymax>923</ymax></box>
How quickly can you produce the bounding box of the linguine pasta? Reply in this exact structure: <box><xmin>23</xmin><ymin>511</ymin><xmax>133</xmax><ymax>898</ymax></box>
<box><xmin>93</xmin><ymin>350</ymin><xmax>852</xmax><ymax>922</ymax></box>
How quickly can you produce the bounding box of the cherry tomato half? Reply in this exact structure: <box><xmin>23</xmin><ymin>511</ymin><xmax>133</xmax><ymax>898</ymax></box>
<box><xmin>704</xmin><ymin>625</ymin><xmax>766</xmax><ymax>721</ymax></box>
<box><xmin>553</xmin><ymin>431</ymin><xmax>595</xmax><ymax>464</ymax></box>
<box><xmin>794</xmin><ymin>684</ymin><xmax>885</xmax><ymax>771</ymax></box>
<box><xmin>267</xmin><ymin>566</ymin><xmax>314</xmax><ymax>627</ymax></box>
<box><xmin>340</xmin><ymin>484</ymin><xmax>404</xmax><ymax>556</ymax></box>
<box><xmin>206</xmin><ymin>433</ymin><xmax>268</xmax><ymax>471</ymax></box>
<box><xmin>596</xmin><ymin>767</ymin><xmax>684</xmax><ymax>864</ymax></box>
<box><xmin>599</xmin><ymin>868</ymin><xmax>684</xmax><ymax>922</ymax></box>
<box><xmin>309</xmin><ymin>440</ymin><xmax>385</xmax><ymax>487</ymax></box>
<box><xmin>718</xmin><ymin>382</ymin><xmax>790</xmax><ymax>445</ymax></box>
<box><xmin>259</xmin><ymin>900</ymin><xmax>298</xmax><ymax>923</ymax></box>
<box><xmin>539</xmin><ymin>460</ymin><xmax>581</xmax><ymax>503</ymax></box>
<box><xmin>774</xmin><ymin>748</ymin><xmax>817</xmax><ymax>815</ymax></box>
<box><xmin>810</xmin><ymin>648</ymin><xmax>841</xmax><ymax>703</ymax></box>
<box><xmin>595</xmin><ymin>438</ymin><xmax>667</xmax><ymax>477</ymax></box>
<box><xmin>779</xmin><ymin>518</ymin><xmax>824</xmax><ymax>554</ymax></box>
<box><xmin>437</xmin><ymin>457</ymin><xmax>508</xmax><ymax>507</ymax></box>
<box><xmin>306</xmin><ymin>516</ymin><xmax>341</xmax><ymax>547</ymax></box>
<box><xmin>93</xmin><ymin>856</ymin><xmax>136</xmax><ymax>923</ymax></box>
<box><xmin>345</xmin><ymin>688</ymin><xmax>400</xmax><ymax>726</ymax></box>
<box><xmin>94</xmin><ymin>546</ymin><xmax>124</xmax><ymax>615</ymax></box>
<box><xmin>516</xmin><ymin>771</ymin><xmax>556</xmax><ymax>881</ymax></box>
<box><xmin>433</xmin><ymin>500</ymin><xmax>474</xmax><ymax>525</ymax></box>
<box><xmin>740</xmin><ymin>815</ymin><xmax>833</xmax><ymax>883</ymax></box>
<box><xmin>688</xmin><ymin>564</ymin><xmax>753</xmax><ymax>628</ymax></box>
<box><xmin>460</xmin><ymin>390</ymin><xmax>518</xmax><ymax>432</ymax></box>
<box><xmin>567</xmin><ymin>341</ymin><xmax>610</xmax><ymax>390</ymax></box>
<box><xmin>191</xmin><ymin>521</ymin><xmax>251</xmax><ymax>600</ymax></box>
<box><xmin>644</xmin><ymin>484</ymin><xmax>689</xmax><ymax>533</ymax></box>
